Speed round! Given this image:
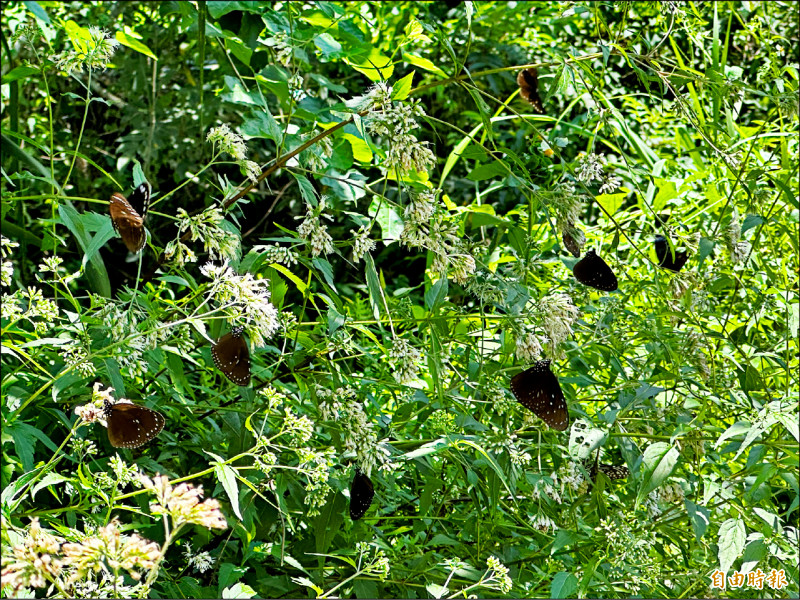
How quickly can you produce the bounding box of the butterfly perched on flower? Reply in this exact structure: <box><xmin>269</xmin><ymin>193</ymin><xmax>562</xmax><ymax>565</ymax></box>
<box><xmin>573</xmin><ymin>249</ymin><xmax>618</xmax><ymax>291</ymax></box>
<box><xmin>517</xmin><ymin>68</ymin><xmax>544</xmax><ymax>113</ymax></box>
<box><xmin>109</xmin><ymin>182</ymin><xmax>151</xmax><ymax>253</ymax></box>
<box><xmin>654</xmin><ymin>235</ymin><xmax>689</xmax><ymax>272</ymax></box>
<box><xmin>103</xmin><ymin>399</ymin><xmax>164</xmax><ymax>449</ymax></box>
<box><xmin>211</xmin><ymin>326</ymin><xmax>251</xmax><ymax>386</ymax></box>
<box><xmin>349</xmin><ymin>467</ymin><xmax>374</xmax><ymax>520</ymax></box>
<box><xmin>510</xmin><ymin>360</ymin><xmax>569</xmax><ymax>431</ymax></box>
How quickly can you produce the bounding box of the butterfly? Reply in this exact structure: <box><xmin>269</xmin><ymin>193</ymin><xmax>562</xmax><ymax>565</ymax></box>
<box><xmin>573</xmin><ymin>249</ymin><xmax>618</xmax><ymax>291</ymax></box>
<box><xmin>517</xmin><ymin>68</ymin><xmax>544</xmax><ymax>113</ymax></box>
<box><xmin>510</xmin><ymin>360</ymin><xmax>569</xmax><ymax>431</ymax></box>
<box><xmin>562</xmin><ymin>222</ymin><xmax>585</xmax><ymax>258</ymax></box>
<box><xmin>109</xmin><ymin>182</ymin><xmax>151</xmax><ymax>254</ymax></box>
<box><xmin>103</xmin><ymin>399</ymin><xmax>164</xmax><ymax>449</ymax></box>
<box><xmin>654</xmin><ymin>235</ymin><xmax>689</xmax><ymax>272</ymax></box>
<box><xmin>591</xmin><ymin>462</ymin><xmax>629</xmax><ymax>482</ymax></box>
<box><xmin>349</xmin><ymin>468</ymin><xmax>374</xmax><ymax>520</ymax></box>
<box><xmin>211</xmin><ymin>326</ymin><xmax>251</xmax><ymax>386</ymax></box>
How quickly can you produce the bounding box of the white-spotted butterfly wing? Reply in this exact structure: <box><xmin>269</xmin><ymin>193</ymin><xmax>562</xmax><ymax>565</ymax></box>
<box><xmin>109</xmin><ymin>182</ymin><xmax>151</xmax><ymax>254</ymax></box>
<box><xmin>104</xmin><ymin>399</ymin><xmax>164</xmax><ymax>449</ymax></box>
<box><xmin>510</xmin><ymin>360</ymin><xmax>569</xmax><ymax>431</ymax></box>
<box><xmin>212</xmin><ymin>327</ymin><xmax>251</xmax><ymax>386</ymax></box>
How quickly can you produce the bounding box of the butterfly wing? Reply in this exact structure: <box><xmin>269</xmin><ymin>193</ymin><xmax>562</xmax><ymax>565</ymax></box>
<box><xmin>109</xmin><ymin>192</ymin><xmax>147</xmax><ymax>253</ymax></box>
<box><xmin>510</xmin><ymin>360</ymin><xmax>569</xmax><ymax>431</ymax></box>
<box><xmin>517</xmin><ymin>68</ymin><xmax>543</xmax><ymax>113</ymax></box>
<box><xmin>106</xmin><ymin>403</ymin><xmax>165</xmax><ymax>449</ymax></box>
<box><xmin>349</xmin><ymin>469</ymin><xmax>375</xmax><ymax>520</ymax></box>
<box><xmin>212</xmin><ymin>329</ymin><xmax>251</xmax><ymax>386</ymax></box>
<box><xmin>573</xmin><ymin>250</ymin><xmax>619</xmax><ymax>291</ymax></box>
<box><xmin>127</xmin><ymin>183</ymin><xmax>151</xmax><ymax>218</ymax></box>
<box><xmin>590</xmin><ymin>462</ymin><xmax>629</xmax><ymax>482</ymax></box>
<box><xmin>654</xmin><ymin>236</ymin><xmax>689</xmax><ymax>272</ymax></box>
<box><xmin>562</xmin><ymin>222</ymin><xmax>585</xmax><ymax>258</ymax></box>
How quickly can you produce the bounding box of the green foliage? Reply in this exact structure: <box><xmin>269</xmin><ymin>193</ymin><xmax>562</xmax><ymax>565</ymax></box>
<box><xmin>1</xmin><ymin>1</ymin><xmax>798</xmax><ymax>599</ymax></box>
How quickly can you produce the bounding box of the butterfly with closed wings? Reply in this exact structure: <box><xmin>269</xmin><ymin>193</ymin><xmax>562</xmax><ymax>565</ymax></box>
<box><xmin>109</xmin><ymin>182</ymin><xmax>151</xmax><ymax>254</ymax></box>
<box><xmin>654</xmin><ymin>235</ymin><xmax>689</xmax><ymax>272</ymax></box>
<box><xmin>103</xmin><ymin>399</ymin><xmax>165</xmax><ymax>449</ymax></box>
<box><xmin>517</xmin><ymin>68</ymin><xmax>544</xmax><ymax>113</ymax></box>
<box><xmin>573</xmin><ymin>249</ymin><xmax>619</xmax><ymax>291</ymax></box>
<box><xmin>212</xmin><ymin>326</ymin><xmax>251</xmax><ymax>386</ymax></box>
<box><xmin>349</xmin><ymin>467</ymin><xmax>374</xmax><ymax>520</ymax></box>
<box><xmin>510</xmin><ymin>360</ymin><xmax>569</xmax><ymax>431</ymax></box>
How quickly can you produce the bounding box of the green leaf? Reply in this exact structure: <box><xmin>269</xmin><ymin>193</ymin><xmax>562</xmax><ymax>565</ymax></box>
<box><xmin>402</xmin><ymin>52</ymin><xmax>448</xmax><ymax>77</ymax></box>
<box><xmin>221</xmin><ymin>583</ymin><xmax>257</xmax><ymax>599</ymax></box>
<box><xmin>364</xmin><ymin>253</ymin><xmax>384</xmax><ymax>320</ymax></box>
<box><xmin>58</xmin><ymin>203</ymin><xmax>111</xmax><ymax>297</ymax></box>
<box><xmin>717</xmin><ymin>517</ymin><xmax>746</xmax><ymax>573</ymax></box>
<box><xmin>219</xmin><ymin>563</ymin><xmax>248</xmax><ymax>596</ymax></box>
<box><xmin>347</xmin><ymin>48</ymin><xmax>393</xmax><ymax>82</ymax></box>
<box><xmin>2</xmin><ymin>66</ymin><xmax>39</xmax><ymax>84</ymax></box>
<box><xmin>551</xmin><ymin>572</ymin><xmax>579</xmax><ymax>598</ymax></box>
<box><xmin>595</xmin><ymin>192</ymin><xmax>626</xmax><ymax>216</ymax></box>
<box><xmin>116</xmin><ymin>31</ymin><xmax>157</xmax><ymax>60</ymax></box>
<box><xmin>426</xmin><ymin>583</ymin><xmax>449</xmax><ymax>599</ymax></box>
<box><xmin>312</xmin><ymin>257</ymin><xmax>337</xmax><ymax>292</ymax></box>
<box><xmin>342</xmin><ymin>133</ymin><xmax>373</xmax><ymax>163</ymax></box>
<box><xmin>466</xmin><ymin>161</ymin><xmax>507</xmax><ymax>181</ymax></box>
<box><xmin>686</xmin><ymin>500</ymin><xmax>710</xmax><ymax>542</ymax></box>
<box><xmin>314</xmin><ymin>33</ymin><xmax>343</xmax><ymax>58</ymax></box>
<box><xmin>652</xmin><ymin>181</ymin><xmax>677</xmax><ymax>212</ymax></box>
<box><xmin>208</xmin><ymin>452</ymin><xmax>240</xmax><ymax>521</ymax></box>
<box><xmin>637</xmin><ymin>442</ymin><xmax>680</xmax><ymax>506</ymax></box>
<box><xmin>391</xmin><ymin>71</ymin><xmax>414</xmax><ymax>101</ymax></box>
<box><xmin>241</xmin><ymin>109</ymin><xmax>283</xmax><ymax>143</ymax></box>
<box><xmin>368</xmin><ymin>197</ymin><xmax>403</xmax><ymax>242</ymax></box>
<box><xmin>31</xmin><ymin>472</ymin><xmax>69</xmax><ymax>500</ymax></box>
<box><xmin>424</xmin><ymin>276</ymin><xmax>448</xmax><ymax>310</ymax></box>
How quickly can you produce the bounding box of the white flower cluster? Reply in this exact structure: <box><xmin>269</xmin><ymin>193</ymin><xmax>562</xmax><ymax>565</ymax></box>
<box><xmin>400</xmin><ymin>189</ymin><xmax>476</xmax><ymax>284</ymax></box>
<box><xmin>485</xmin><ymin>556</ymin><xmax>513</xmax><ymax>594</ymax></box>
<box><xmin>297</xmin><ymin>199</ymin><xmax>335</xmax><ymax>257</ymax></box>
<box><xmin>262</xmin><ymin>31</ymin><xmax>293</xmax><ymax>66</ymax></box>
<box><xmin>253</xmin><ymin>243</ymin><xmax>299</xmax><ymax>266</ymax></box>
<box><xmin>53</xmin><ymin>26</ymin><xmax>118</xmax><ymax>75</ymax></box>
<box><xmin>317</xmin><ymin>386</ymin><xmax>393</xmax><ymax>477</ymax></box>
<box><xmin>725</xmin><ymin>208</ymin><xmax>751</xmax><ymax>264</ymax></box>
<box><xmin>1</xmin><ymin>235</ymin><xmax>18</xmax><ymax>287</ymax></box>
<box><xmin>365</xmin><ymin>82</ymin><xmax>436</xmax><ymax>174</ymax></box>
<box><xmin>200</xmin><ymin>262</ymin><xmax>280</xmax><ymax>348</ymax></box>
<box><xmin>350</xmin><ymin>226</ymin><xmax>376</xmax><ymax>263</ymax></box>
<box><xmin>516</xmin><ymin>331</ymin><xmax>545</xmax><ymax>362</ymax></box>
<box><xmin>302</xmin><ymin>132</ymin><xmax>333</xmax><ymax>171</ymax></box>
<box><xmin>165</xmin><ymin>207</ymin><xmax>240</xmax><ymax>266</ymax></box>
<box><xmin>207</xmin><ymin>124</ymin><xmax>260</xmax><ymax>182</ymax></box>
<box><xmin>388</xmin><ymin>337</ymin><xmax>423</xmax><ymax>384</ymax></box>
<box><xmin>538</xmin><ymin>293</ymin><xmax>580</xmax><ymax>357</ymax></box>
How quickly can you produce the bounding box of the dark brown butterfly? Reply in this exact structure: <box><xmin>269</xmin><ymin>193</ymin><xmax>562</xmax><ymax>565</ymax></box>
<box><xmin>510</xmin><ymin>360</ymin><xmax>569</xmax><ymax>431</ymax></box>
<box><xmin>103</xmin><ymin>399</ymin><xmax>164</xmax><ymax>449</ymax></box>
<box><xmin>517</xmin><ymin>68</ymin><xmax>544</xmax><ymax>113</ymax></box>
<box><xmin>109</xmin><ymin>182</ymin><xmax>150</xmax><ymax>254</ymax></box>
<box><xmin>573</xmin><ymin>249</ymin><xmax>618</xmax><ymax>291</ymax></box>
<box><xmin>562</xmin><ymin>222</ymin><xmax>585</xmax><ymax>258</ymax></box>
<box><xmin>212</xmin><ymin>326</ymin><xmax>251</xmax><ymax>386</ymax></box>
<box><xmin>654</xmin><ymin>235</ymin><xmax>689</xmax><ymax>272</ymax></box>
<box><xmin>349</xmin><ymin>468</ymin><xmax>374</xmax><ymax>520</ymax></box>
